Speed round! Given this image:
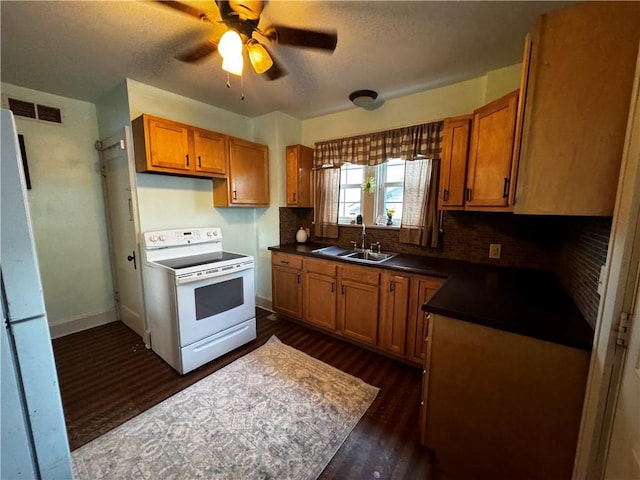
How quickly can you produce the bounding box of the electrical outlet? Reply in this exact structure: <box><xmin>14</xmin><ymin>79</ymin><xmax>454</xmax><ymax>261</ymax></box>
<box><xmin>489</xmin><ymin>243</ymin><xmax>502</xmax><ymax>259</ymax></box>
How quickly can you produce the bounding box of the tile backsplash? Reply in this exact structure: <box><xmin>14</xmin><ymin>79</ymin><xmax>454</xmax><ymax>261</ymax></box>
<box><xmin>277</xmin><ymin>207</ymin><xmax>612</xmax><ymax>327</ymax></box>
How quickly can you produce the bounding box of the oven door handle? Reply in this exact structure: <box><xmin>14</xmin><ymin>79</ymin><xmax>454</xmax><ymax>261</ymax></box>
<box><xmin>175</xmin><ymin>262</ymin><xmax>254</xmax><ymax>285</ymax></box>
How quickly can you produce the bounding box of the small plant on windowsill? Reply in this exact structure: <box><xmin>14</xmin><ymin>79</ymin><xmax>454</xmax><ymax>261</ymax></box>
<box><xmin>362</xmin><ymin>176</ymin><xmax>376</xmax><ymax>195</ymax></box>
<box><xmin>386</xmin><ymin>208</ymin><xmax>395</xmax><ymax>226</ymax></box>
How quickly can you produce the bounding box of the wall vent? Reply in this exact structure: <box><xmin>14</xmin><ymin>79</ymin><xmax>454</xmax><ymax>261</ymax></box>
<box><xmin>8</xmin><ymin>98</ymin><xmax>37</xmax><ymax>119</ymax></box>
<box><xmin>7</xmin><ymin>97</ymin><xmax>62</xmax><ymax>124</ymax></box>
<box><xmin>36</xmin><ymin>104</ymin><xmax>62</xmax><ymax>124</ymax></box>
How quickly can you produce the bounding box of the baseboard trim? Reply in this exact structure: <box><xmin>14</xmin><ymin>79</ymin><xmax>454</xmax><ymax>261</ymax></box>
<box><xmin>255</xmin><ymin>296</ymin><xmax>273</xmax><ymax>312</ymax></box>
<box><xmin>49</xmin><ymin>309</ymin><xmax>117</xmax><ymax>339</ymax></box>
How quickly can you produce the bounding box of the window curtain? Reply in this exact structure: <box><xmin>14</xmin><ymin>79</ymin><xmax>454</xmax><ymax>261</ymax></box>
<box><xmin>314</xmin><ymin>122</ymin><xmax>443</xmax><ymax>168</ymax></box>
<box><xmin>313</xmin><ymin>166</ymin><xmax>341</xmax><ymax>239</ymax></box>
<box><xmin>398</xmin><ymin>158</ymin><xmax>441</xmax><ymax>248</ymax></box>
<box><xmin>313</xmin><ymin>121</ymin><xmax>443</xmax><ymax>242</ymax></box>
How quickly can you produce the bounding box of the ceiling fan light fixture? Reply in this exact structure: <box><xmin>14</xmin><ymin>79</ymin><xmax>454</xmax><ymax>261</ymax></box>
<box><xmin>247</xmin><ymin>40</ymin><xmax>273</xmax><ymax>74</ymax></box>
<box><xmin>222</xmin><ymin>53</ymin><xmax>244</xmax><ymax>76</ymax></box>
<box><xmin>349</xmin><ymin>89</ymin><xmax>378</xmax><ymax>108</ymax></box>
<box><xmin>218</xmin><ymin>29</ymin><xmax>243</xmax><ymax>58</ymax></box>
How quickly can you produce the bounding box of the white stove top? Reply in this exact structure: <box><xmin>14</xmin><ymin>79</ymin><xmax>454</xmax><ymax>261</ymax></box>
<box><xmin>142</xmin><ymin>227</ymin><xmax>253</xmax><ymax>278</ymax></box>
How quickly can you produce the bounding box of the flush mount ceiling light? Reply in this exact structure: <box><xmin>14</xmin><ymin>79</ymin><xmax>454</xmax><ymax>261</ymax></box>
<box><xmin>349</xmin><ymin>90</ymin><xmax>378</xmax><ymax>108</ymax></box>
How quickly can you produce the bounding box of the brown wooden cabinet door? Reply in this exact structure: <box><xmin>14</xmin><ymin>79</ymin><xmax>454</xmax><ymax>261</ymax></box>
<box><xmin>193</xmin><ymin>128</ymin><xmax>228</xmax><ymax>176</ymax></box>
<box><xmin>466</xmin><ymin>90</ymin><xmax>518</xmax><ymax>208</ymax></box>
<box><xmin>227</xmin><ymin>138</ymin><xmax>269</xmax><ymax>205</ymax></box>
<box><xmin>515</xmin><ymin>2</ymin><xmax>640</xmax><ymax>215</ymax></box>
<box><xmin>338</xmin><ymin>279</ymin><xmax>380</xmax><ymax>345</ymax></box>
<box><xmin>439</xmin><ymin>115</ymin><xmax>472</xmax><ymax>209</ymax></box>
<box><xmin>272</xmin><ymin>265</ymin><xmax>303</xmax><ymax>320</ymax></box>
<box><xmin>379</xmin><ymin>273</ymin><xmax>410</xmax><ymax>355</ymax></box>
<box><xmin>286</xmin><ymin>144</ymin><xmax>313</xmax><ymax>207</ymax></box>
<box><xmin>407</xmin><ymin>277</ymin><xmax>443</xmax><ymax>364</ymax></box>
<box><xmin>147</xmin><ymin>117</ymin><xmax>190</xmax><ymax>171</ymax></box>
<box><xmin>304</xmin><ymin>272</ymin><xmax>337</xmax><ymax>330</ymax></box>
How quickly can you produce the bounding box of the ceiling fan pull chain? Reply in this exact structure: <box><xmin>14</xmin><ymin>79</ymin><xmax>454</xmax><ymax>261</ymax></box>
<box><xmin>241</xmin><ymin>75</ymin><xmax>245</xmax><ymax>101</ymax></box>
<box><xmin>226</xmin><ymin>72</ymin><xmax>231</xmax><ymax>89</ymax></box>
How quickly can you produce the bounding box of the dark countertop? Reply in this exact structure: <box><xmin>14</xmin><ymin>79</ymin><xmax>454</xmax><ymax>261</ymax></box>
<box><xmin>269</xmin><ymin>243</ymin><xmax>594</xmax><ymax>351</ymax></box>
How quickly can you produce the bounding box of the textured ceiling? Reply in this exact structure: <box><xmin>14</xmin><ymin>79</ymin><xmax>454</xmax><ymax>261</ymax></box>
<box><xmin>1</xmin><ymin>1</ymin><xmax>571</xmax><ymax>119</ymax></box>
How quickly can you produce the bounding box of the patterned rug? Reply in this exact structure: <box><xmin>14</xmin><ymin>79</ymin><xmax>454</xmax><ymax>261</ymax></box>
<box><xmin>72</xmin><ymin>336</ymin><xmax>379</xmax><ymax>479</ymax></box>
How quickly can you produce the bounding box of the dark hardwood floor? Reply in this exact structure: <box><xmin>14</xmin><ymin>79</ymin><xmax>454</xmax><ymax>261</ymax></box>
<box><xmin>52</xmin><ymin>308</ymin><xmax>437</xmax><ymax>479</ymax></box>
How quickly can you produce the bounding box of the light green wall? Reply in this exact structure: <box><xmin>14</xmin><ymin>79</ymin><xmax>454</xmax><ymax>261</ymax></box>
<box><xmin>301</xmin><ymin>64</ymin><xmax>522</xmax><ymax>146</ymax></box>
<box><xmin>252</xmin><ymin>111</ymin><xmax>302</xmax><ymax>303</ymax></box>
<box><xmin>1</xmin><ymin>82</ymin><xmax>115</xmax><ymax>328</ymax></box>
<box><xmin>484</xmin><ymin>63</ymin><xmax>523</xmax><ymax>103</ymax></box>
<box><xmin>95</xmin><ymin>81</ymin><xmax>130</xmax><ymax>139</ymax></box>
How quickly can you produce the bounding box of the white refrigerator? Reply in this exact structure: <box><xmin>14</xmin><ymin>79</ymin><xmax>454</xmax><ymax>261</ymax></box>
<box><xmin>1</xmin><ymin>109</ymin><xmax>73</xmax><ymax>478</ymax></box>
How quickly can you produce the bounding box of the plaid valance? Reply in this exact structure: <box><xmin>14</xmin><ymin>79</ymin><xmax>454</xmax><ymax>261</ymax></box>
<box><xmin>314</xmin><ymin>120</ymin><xmax>444</xmax><ymax>168</ymax></box>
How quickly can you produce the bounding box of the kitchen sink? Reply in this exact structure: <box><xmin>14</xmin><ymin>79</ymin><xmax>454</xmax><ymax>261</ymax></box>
<box><xmin>343</xmin><ymin>251</ymin><xmax>397</xmax><ymax>263</ymax></box>
<box><xmin>311</xmin><ymin>245</ymin><xmax>352</xmax><ymax>256</ymax></box>
<box><xmin>312</xmin><ymin>245</ymin><xmax>398</xmax><ymax>263</ymax></box>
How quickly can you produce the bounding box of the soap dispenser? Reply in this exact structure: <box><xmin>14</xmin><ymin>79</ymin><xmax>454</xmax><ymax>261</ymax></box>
<box><xmin>295</xmin><ymin>227</ymin><xmax>308</xmax><ymax>243</ymax></box>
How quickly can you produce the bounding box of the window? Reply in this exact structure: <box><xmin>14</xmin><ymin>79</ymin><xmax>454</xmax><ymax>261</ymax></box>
<box><xmin>338</xmin><ymin>163</ymin><xmax>364</xmax><ymax>224</ymax></box>
<box><xmin>338</xmin><ymin>159</ymin><xmax>406</xmax><ymax>226</ymax></box>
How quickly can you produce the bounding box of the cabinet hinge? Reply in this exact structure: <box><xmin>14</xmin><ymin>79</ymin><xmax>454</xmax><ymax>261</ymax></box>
<box><xmin>95</xmin><ymin>140</ymin><xmax>102</xmax><ymax>151</ymax></box>
<box><xmin>616</xmin><ymin>312</ymin><xmax>632</xmax><ymax>347</ymax></box>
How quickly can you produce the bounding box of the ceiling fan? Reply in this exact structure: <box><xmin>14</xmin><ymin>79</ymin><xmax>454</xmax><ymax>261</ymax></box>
<box><xmin>156</xmin><ymin>1</ymin><xmax>338</xmax><ymax>81</ymax></box>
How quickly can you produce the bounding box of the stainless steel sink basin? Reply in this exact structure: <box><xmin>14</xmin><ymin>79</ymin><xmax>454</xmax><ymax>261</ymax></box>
<box><xmin>311</xmin><ymin>246</ymin><xmax>352</xmax><ymax>256</ymax></box>
<box><xmin>312</xmin><ymin>245</ymin><xmax>398</xmax><ymax>263</ymax></box>
<box><xmin>343</xmin><ymin>251</ymin><xmax>397</xmax><ymax>263</ymax></box>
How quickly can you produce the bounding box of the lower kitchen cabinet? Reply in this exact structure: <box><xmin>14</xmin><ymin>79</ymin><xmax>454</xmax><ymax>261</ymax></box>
<box><xmin>338</xmin><ymin>265</ymin><xmax>380</xmax><ymax>345</ymax></box>
<box><xmin>421</xmin><ymin>314</ymin><xmax>590</xmax><ymax>480</ymax></box>
<box><xmin>407</xmin><ymin>276</ymin><xmax>444</xmax><ymax>364</ymax></box>
<box><xmin>379</xmin><ymin>272</ymin><xmax>411</xmax><ymax>355</ymax></box>
<box><xmin>271</xmin><ymin>253</ymin><xmax>303</xmax><ymax>320</ymax></box>
<box><xmin>270</xmin><ymin>251</ymin><xmax>444</xmax><ymax>365</ymax></box>
<box><xmin>303</xmin><ymin>258</ymin><xmax>337</xmax><ymax>331</ymax></box>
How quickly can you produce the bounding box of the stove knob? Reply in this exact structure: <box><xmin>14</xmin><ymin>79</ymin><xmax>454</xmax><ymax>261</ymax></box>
<box><xmin>207</xmin><ymin>231</ymin><xmax>213</xmax><ymax>237</ymax></box>
<box><xmin>159</xmin><ymin>234</ymin><xmax>166</xmax><ymax>241</ymax></box>
<box><xmin>149</xmin><ymin>235</ymin><xmax>158</xmax><ymax>242</ymax></box>
<box><xmin>212</xmin><ymin>230</ymin><xmax>219</xmax><ymax>237</ymax></box>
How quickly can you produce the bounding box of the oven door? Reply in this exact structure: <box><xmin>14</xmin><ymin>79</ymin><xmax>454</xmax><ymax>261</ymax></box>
<box><xmin>175</xmin><ymin>266</ymin><xmax>255</xmax><ymax>347</ymax></box>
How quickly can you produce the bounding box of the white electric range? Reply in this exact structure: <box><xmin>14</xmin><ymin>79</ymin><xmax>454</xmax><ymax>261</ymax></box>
<box><xmin>141</xmin><ymin>227</ymin><xmax>256</xmax><ymax>374</ymax></box>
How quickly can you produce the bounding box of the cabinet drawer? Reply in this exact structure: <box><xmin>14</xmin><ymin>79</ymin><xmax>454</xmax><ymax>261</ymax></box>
<box><xmin>304</xmin><ymin>258</ymin><xmax>336</xmax><ymax>276</ymax></box>
<box><xmin>340</xmin><ymin>265</ymin><xmax>380</xmax><ymax>285</ymax></box>
<box><xmin>272</xmin><ymin>252</ymin><xmax>302</xmax><ymax>269</ymax></box>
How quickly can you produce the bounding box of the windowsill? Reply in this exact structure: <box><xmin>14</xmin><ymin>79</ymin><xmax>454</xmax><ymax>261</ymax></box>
<box><xmin>339</xmin><ymin>223</ymin><xmax>400</xmax><ymax>230</ymax></box>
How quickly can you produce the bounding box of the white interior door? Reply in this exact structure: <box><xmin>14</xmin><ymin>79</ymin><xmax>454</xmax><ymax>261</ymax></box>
<box><xmin>99</xmin><ymin>127</ymin><xmax>148</xmax><ymax>344</ymax></box>
<box><xmin>574</xmin><ymin>44</ymin><xmax>640</xmax><ymax>480</ymax></box>
<box><xmin>605</xmin><ymin>273</ymin><xmax>640</xmax><ymax>479</ymax></box>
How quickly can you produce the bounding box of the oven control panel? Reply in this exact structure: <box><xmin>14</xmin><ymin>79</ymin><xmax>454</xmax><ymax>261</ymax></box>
<box><xmin>143</xmin><ymin>227</ymin><xmax>222</xmax><ymax>248</ymax></box>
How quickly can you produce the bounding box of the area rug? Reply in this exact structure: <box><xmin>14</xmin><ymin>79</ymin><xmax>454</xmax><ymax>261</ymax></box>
<box><xmin>71</xmin><ymin>336</ymin><xmax>379</xmax><ymax>479</ymax></box>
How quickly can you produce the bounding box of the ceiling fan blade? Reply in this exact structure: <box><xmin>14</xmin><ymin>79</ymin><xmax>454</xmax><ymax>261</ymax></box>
<box><xmin>154</xmin><ymin>1</ymin><xmax>213</xmax><ymax>22</ymax></box>
<box><xmin>176</xmin><ymin>39</ymin><xmax>218</xmax><ymax>63</ymax></box>
<box><xmin>258</xmin><ymin>45</ymin><xmax>287</xmax><ymax>80</ymax></box>
<box><xmin>265</xmin><ymin>26</ymin><xmax>337</xmax><ymax>52</ymax></box>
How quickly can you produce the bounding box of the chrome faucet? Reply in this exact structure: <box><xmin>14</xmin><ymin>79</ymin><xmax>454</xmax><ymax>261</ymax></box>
<box><xmin>361</xmin><ymin>223</ymin><xmax>366</xmax><ymax>251</ymax></box>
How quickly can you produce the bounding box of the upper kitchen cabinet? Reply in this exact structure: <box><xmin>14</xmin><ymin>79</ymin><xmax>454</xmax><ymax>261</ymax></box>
<box><xmin>286</xmin><ymin>144</ymin><xmax>314</xmax><ymax>207</ymax></box>
<box><xmin>514</xmin><ymin>1</ymin><xmax>640</xmax><ymax>215</ymax></box>
<box><xmin>132</xmin><ymin>114</ymin><xmax>227</xmax><ymax>178</ymax></box>
<box><xmin>213</xmin><ymin>137</ymin><xmax>270</xmax><ymax>207</ymax></box>
<box><xmin>438</xmin><ymin>115</ymin><xmax>472</xmax><ymax>210</ymax></box>
<box><xmin>465</xmin><ymin>90</ymin><xmax>520</xmax><ymax>210</ymax></box>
